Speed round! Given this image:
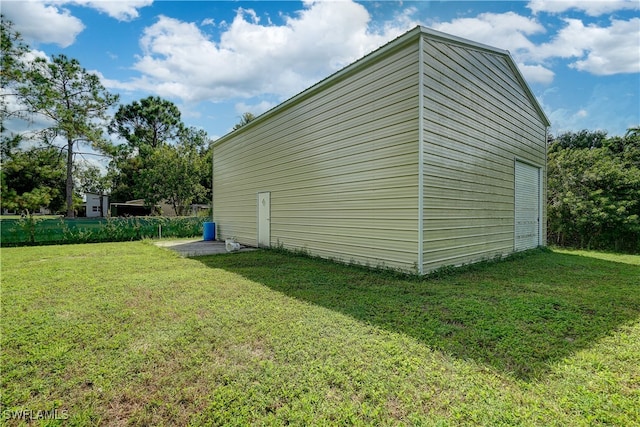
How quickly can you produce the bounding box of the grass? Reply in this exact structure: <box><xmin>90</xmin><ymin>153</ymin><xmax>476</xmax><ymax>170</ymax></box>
<box><xmin>1</xmin><ymin>243</ymin><xmax>638</xmax><ymax>425</ymax></box>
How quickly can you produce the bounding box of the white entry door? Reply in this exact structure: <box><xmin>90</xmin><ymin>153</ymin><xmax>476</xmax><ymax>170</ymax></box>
<box><xmin>515</xmin><ymin>161</ymin><xmax>540</xmax><ymax>251</ymax></box>
<box><xmin>257</xmin><ymin>192</ymin><xmax>271</xmax><ymax>247</ymax></box>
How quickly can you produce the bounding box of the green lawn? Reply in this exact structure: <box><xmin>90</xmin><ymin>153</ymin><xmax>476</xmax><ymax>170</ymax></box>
<box><xmin>1</xmin><ymin>243</ymin><xmax>638</xmax><ymax>426</ymax></box>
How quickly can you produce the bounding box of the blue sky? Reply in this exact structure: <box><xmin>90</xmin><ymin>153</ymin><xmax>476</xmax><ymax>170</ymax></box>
<box><xmin>4</xmin><ymin>0</ymin><xmax>639</xmax><ymax>142</ymax></box>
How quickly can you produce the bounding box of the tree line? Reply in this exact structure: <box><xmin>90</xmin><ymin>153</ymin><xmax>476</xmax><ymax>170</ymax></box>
<box><xmin>1</xmin><ymin>17</ymin><xmax>211</xmax><ymax>217</ymax></box>
<box><xmin>548</xmin><ymin>128</ymin><xmax>640</xmax><ymax>253</ymax></box>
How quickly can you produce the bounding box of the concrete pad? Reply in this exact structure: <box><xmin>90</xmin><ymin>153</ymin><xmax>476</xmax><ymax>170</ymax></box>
<box><xmin>154</xmin><ymin>239</ymin><xmax>257</xmax><ymax>257</ymax></box>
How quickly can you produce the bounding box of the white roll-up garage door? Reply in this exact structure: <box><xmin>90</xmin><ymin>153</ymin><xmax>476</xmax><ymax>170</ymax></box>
<box><xmin>515</xmin><ymin>161</ymin><xmax>540</xmax><ymax>251</ymax></box>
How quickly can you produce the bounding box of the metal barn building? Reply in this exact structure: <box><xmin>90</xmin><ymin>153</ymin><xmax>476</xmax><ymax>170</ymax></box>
<box><xmin>212</xmin><ymin>26</ymin><xmax>550</xmax><ymax>274</ymax></box>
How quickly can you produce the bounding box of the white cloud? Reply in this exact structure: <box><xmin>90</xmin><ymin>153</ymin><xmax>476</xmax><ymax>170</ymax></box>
<box><xmin>431</xmin><ymin>12</ymin><xmax>545</xmax><ymax>56</ymax></box>
<box><xmin>110</xmin><ymin>1</ymin><xmax>414</xmax><ymax>103</ymax></box>
<box><xmin>1</xmin><ymin>89</ymin><xmax>57</xmax><ymax>138</ymax></box>
<box><xmin>532</xmin><ymin>18</ymin><xmax>640</xmax><ymax>75</ymax></box>
<box><xmin>429</xmin><ymin>11</ymin><xmax>639</xmax><ymax>82</ymax></box>
<box><xmin>2</xmin><ymin>0</ymin><xmax>152</xmax><ymax>47</ymax></box>
<box><xmin>235</xmin><ymin>100</ymin><xmax>278</xmax><ymax>117</ymax></box>
<box><xmin>528</xmin><ymin>0</ymin><xmax>640</xmax><ymax>16</ymax></box>
<box><xmin>21</xmin><ymin>48</ymin><xmax>50</xmax><ymax>63</ymax></box>
<box><xmin>517</xmin><ymin>63</ymin><xmax>555</xmax><ymax>84</ymax></box>
<box><xmin>2</xmin><ymin>1</ymin><xmax>85</xmax><ymax>47</ymax></box>
<box><xmin>569</xmin><ymin>19</ymin><xmax>640</xmax><ymax>75</ymax></box>
<box><xmin>66</xmin><ymin>0</ymin><xmax>153</xmax><ymax>21</ymax></box>
<box><xmin>429</xmin><ymin>12</ymin><xmax>557</xmax><ymax>84</ymax></box>
<box><xmin>90</xmin><ymin>69</ymin><xmax>128</xmax><ymax>91</ymax></box>
<box><xmin>541</xmin><ymin>82</ymin><xmax>639</xmax><ymax>136</ymax></box>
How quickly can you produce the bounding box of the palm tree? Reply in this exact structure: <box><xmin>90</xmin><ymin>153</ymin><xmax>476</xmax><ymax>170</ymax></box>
<box><xmin>624</xmin><ymin>126</ymin><xmax>640</xmax><ymax>139</ymax></box>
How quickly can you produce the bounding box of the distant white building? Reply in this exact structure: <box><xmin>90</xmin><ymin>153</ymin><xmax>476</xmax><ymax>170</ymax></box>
<box><xmin>85</xmin><ymin>193</ymin><xmax>109</xmax><ymax>218</ymax></box>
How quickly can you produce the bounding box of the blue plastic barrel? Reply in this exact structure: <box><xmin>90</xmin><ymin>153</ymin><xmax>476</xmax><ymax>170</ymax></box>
<box><xmin>203</xmin><ymin>222</ymin><xmax>216</xmax><ymax>241</ymax></box>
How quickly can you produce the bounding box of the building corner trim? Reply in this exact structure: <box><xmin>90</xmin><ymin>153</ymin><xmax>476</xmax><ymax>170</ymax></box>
<box><xmin>417</xmin><ymin>35</ymin><xmax>425</xmax><ymax>275</ymax></box>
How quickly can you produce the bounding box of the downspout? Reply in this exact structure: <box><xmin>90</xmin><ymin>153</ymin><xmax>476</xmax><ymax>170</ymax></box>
<box><xmin>417</xmin><ymin>33</ymin><xmax>425</xmax><ymax>275</ymax></box>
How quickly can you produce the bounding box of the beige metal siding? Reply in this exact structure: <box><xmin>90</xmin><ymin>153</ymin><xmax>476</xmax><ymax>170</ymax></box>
<box><xmin>214</xmin><ymin>42</ymin><xmax>420</xmax><ymax>271</ymax></box>
<box><xmin>421</xmin><ymin>37</ymin><xmax>547</xmax><ymax>272</ymax></box>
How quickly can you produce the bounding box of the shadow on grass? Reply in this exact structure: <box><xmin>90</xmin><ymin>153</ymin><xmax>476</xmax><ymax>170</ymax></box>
<box><xmin>194</xmin><ymin>248</ymin><xmax>640</xmax><ymax>381</ymax></box>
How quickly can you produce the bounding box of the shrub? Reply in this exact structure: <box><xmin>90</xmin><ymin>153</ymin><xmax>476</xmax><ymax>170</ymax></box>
<box><xmin>0</xmin><ymin>216</ymin><xmax>207</xmax><ymax>247</ymax></box>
